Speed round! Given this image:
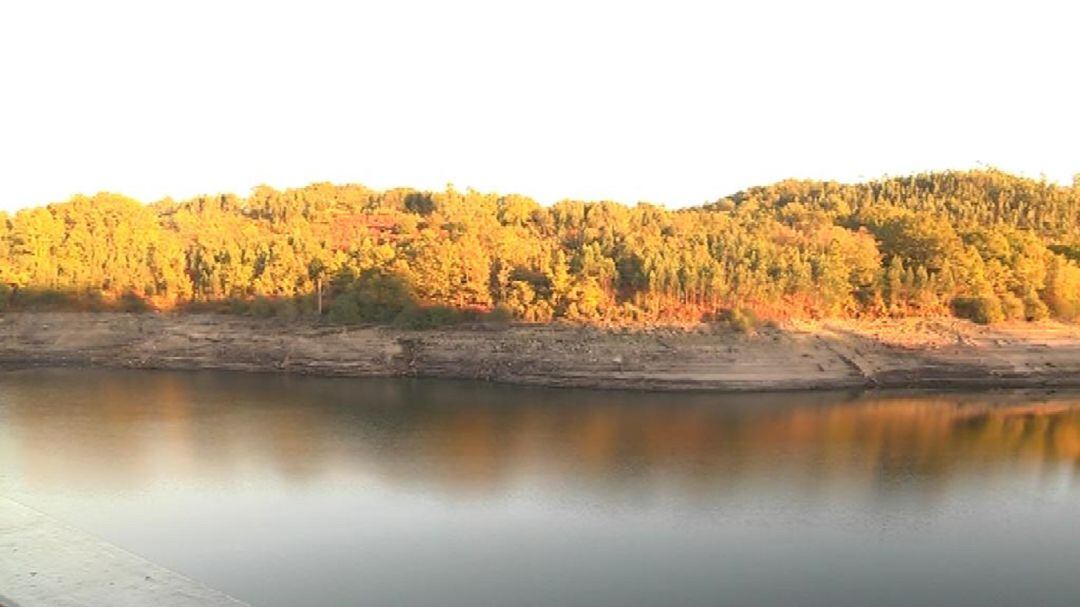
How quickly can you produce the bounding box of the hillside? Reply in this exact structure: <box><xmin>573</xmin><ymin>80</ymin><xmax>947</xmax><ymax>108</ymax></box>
<box><xmin>1</xmin><ymin>170</ymin><xmax>1078</xmax><ymax>327</ymax></box>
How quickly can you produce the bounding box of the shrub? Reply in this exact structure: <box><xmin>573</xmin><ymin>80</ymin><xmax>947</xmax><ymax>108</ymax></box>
<box><xmin>241</xmin><ymin>296</ymin><xmax>304</xmax><ymax>320</ymax></box>
<box><xmin>328</xmin><ymin>269</ymin><xmax>413</xmax><ymax>324</ymax></box>
<box><xmin>1043</xmin><ymin>256</ymin><xmax>1080</xmax><ymax>321</ymax></box>
<box><xmin>1023</xmin><ymin>291</ymin><xmax>1050</xmax><ymax>321</ymax></box>
<box><xmin>999</xmin><ymin>292</ymin><xmax>1024</xmax><ymax>321</ymax></box>
<box><xmin>718</xmin><ymin>307</ymin><xmax>758</xmax><ymax>333</ymax></box>
<box><xmin>952</xmin><ymin>295</ymin><xmax>1005</xmax><ymax>325</ymax></box>
<box><xmin>328</xmin><ymin>295</ymin><xmax>362</xmax><ymax>324</ymax></box>
<box><xmin>393</xmin><ymin>304</ymin><xmax>463</xmax><ymax>329</ymax></box>
<box><xmin>118</xmin><ymin>291</ymin><xmax>150</xmax><ymax>313</ymax></box>
<box><xmin>485</xmin><ymin>304</ymin><xmax>514</xmax><ymax>325</ymax></box>
<box><xmin>227</xmin><ymin>298</ymin><xmax>250</xmax><ymax>315</ymax></box>
<box><xmin>274</xmin><ymin>299</ymin><xmax>302</xmax><ymax>321</ymax></box>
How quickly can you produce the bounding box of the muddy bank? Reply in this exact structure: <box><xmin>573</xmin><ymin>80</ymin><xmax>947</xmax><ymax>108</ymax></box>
<box><xmin>1</xmin><ymin>313</ymin><xmax>1079</xmax><ymax>391</ymax></box>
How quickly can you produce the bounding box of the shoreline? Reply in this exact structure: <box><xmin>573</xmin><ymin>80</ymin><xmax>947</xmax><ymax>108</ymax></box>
<box><xmin>2</xmin><ymin>312</ymin><xmax>1080</xmax><ymax>392</ymax></box>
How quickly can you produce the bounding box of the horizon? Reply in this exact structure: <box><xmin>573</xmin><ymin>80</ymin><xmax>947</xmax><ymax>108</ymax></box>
<box><xmin>2</xmin><ymin>165</ymin><xmax>1077</xmax><ymax>213</ymax></box>
<box><xmin>2</xmin><ymin>0</ymin><xmax>1079</xmax><ymax>212</ymax></box>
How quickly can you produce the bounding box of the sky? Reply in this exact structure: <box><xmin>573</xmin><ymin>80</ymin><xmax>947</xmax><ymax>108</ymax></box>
<box><xmin>0</xmin><ymin>0</ymin><xmax>1078</xmax><ymax>212</ymax></box>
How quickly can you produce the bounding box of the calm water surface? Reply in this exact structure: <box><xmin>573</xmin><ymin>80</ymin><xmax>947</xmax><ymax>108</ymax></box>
<box><xmin>2</xmin><ymin>368</ymin><xmax>1080</xmax><ymax>606</ymax></box>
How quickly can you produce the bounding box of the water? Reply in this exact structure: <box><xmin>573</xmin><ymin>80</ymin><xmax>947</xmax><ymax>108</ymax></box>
<box><xmin>1</xmin><ymin>368</ymin><xmax>1079</xmax><ymax>606</ymax></box>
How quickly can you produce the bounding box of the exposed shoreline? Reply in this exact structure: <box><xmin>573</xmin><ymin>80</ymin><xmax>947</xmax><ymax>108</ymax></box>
<box><xmin>1</xmin><ymin>312</ymin><xmax>1079</xmax><ymax>392</ymax></box>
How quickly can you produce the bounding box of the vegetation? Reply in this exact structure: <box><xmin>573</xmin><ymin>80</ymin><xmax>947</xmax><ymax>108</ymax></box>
<box><xmin>1</xmin><ymin>169</ymin><xmax>1079</xmax><ymax>326</ymax></box>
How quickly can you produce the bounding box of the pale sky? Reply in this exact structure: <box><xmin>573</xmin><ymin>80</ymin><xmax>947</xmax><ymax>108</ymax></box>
<box><xmin>1</xmin><ymin>0</ymin><xmax>1078</xmax><ymax>211</ymax></box>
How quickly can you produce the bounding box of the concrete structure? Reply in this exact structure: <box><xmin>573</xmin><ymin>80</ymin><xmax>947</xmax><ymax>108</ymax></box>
<box><xmin>0</xmin><ymin>498</ymin><xmax>247</xmax><ymax>607</ymax></box>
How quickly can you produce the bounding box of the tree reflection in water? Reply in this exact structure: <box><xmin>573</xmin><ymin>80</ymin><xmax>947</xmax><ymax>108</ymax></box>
<box><xmin>2</xmin><ymin>368</ymin><xmax>1078</xmax><ymax>503</ymax></box>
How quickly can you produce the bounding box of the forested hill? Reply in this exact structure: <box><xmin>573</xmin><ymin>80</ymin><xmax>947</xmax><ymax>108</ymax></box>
<box><xmin>710</xmin><ymin>171</ymin><xmax>1080</xmax><ymax>240</ymax></box>
<box><xmin>0</xmin><ymin>170</ymin><xmax>1078</xmax><ymax>327</ymax></box>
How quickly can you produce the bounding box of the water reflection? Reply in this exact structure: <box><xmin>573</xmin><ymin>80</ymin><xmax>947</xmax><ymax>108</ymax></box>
<box><xmin>6</xmin><ymin>369</ymin><xmax>1080</xmax><ymax>607</ymax></box>
<box><xmin>2</xmin><ymin>368</ymin><xmax>1079</xmax><ymax>502</ymax></box>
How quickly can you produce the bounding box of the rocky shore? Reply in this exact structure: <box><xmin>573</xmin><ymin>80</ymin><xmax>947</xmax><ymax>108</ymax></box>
<box><xmin>1</xmin><ymin>312</ymin><xmax>1079</xmax><ymax>391</ymax></box>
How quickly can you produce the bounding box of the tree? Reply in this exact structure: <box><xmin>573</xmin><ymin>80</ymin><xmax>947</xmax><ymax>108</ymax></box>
<box><xmin>1</xmin><ymin>170</ymin><xmax>1078</xmax><ymax>326</ymax></box>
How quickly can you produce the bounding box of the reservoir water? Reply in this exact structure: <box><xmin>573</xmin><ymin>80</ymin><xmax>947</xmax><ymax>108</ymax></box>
<box><xmin>2</xmin><ymin>368</ymin><xmax>1080</xmax><ymax>606</ymax></box>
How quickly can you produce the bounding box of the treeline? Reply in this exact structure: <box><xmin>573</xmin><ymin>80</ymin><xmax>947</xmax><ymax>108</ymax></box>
<box><xmin>1</xmin><ymin>169</ymin><xmax>1079</xmax><ymax>326</ymax></box>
